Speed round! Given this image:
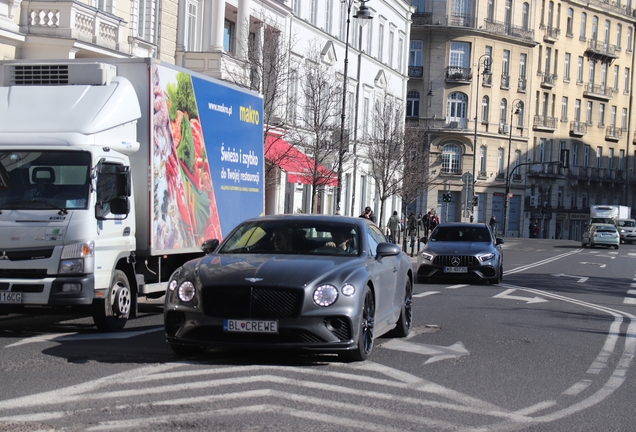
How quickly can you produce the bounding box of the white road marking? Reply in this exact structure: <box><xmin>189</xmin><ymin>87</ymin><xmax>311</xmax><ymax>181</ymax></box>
<box><xmin>493</xmin><ymin>288</ymin><xmax>549</xmax><ymax>304</ymax></box>
<box><xmin>413</xmin><ymin>291</ymin><xmax>439</xmax><ymax>298</ymax></box>
<box><xmin>624</xmin><ymin>298</ymin><xmax>636</xmax><ymax>305</ymax></box>
<box><xmin>5</xmin><ymin>327</ymin><xmax>163</xmax><ymax>348</ymax></box>
<box><xmin>381</xmin><ymin>339</ymin><xmax>469</xmax><ymax>364</ymax></box>
<box><xmin>562</xmin><ymin>380</ymin><xmax>592</xmax><ymax>396</ymax></box>
<box><xmin>627</xmin><ymin>289</ymin><xmax>636</xmax><ymax>295</ymax></box>
<box><xmin>513</xmin><ymin>400</ymin><xmax>557</xmax><ymax>415</ymax></box>
<box><xmin>579</xmin><ymin>262</ymin><xmax>607</xmax><ymax>268</ymax></box>
<box><xmin>504</xmin><ymin>249</ymin><xmax>582</xmax><ymax>275</ymax></box>
<box><xmin>446</xmin><ymin>284</ymin><xmax>468</xmax><ymax>289</ymax></box>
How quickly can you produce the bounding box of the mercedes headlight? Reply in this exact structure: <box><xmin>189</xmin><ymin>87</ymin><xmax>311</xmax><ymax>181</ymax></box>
<box><xmin>313</xmin><ymin>284</ymin><xmax>338</xmax><ymax>307</ymax></box>
<box><xmin>477</xmin><ymin>252</ymin><xmax>496</xmax><ymax>262</ymax></box>
<box><xmin>59</xmin><ymin>241</ymin><xmax>94</xmax><ymax>274</ymax></box>
<box><xmin>420</xmin><ymin>252</ymin><xmax>434</xmax><ymax>261</ymax></box>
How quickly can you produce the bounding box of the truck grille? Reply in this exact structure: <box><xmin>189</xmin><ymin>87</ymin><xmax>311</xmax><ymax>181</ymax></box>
<box><xmin>433</xmin><ymin>255</ymin><xmax>477</xmax><ymax>267</ymax></box>
<box><xmin>11</xmin><ymin>65</ymin><xmax>69</xmax><ymax>85</ymax></box>
<box><xmin>0</xmin><ymin>269</ymin><xmax>48</xmax><ymax>279</ymax></box>
<box><xmin>0</xmin><ymin>247</ymin><xmax>54</xmax><ymax>261</ymax></box>
<box><xmin>201</xmin><ymin>286</ymin><xmax>304</xmax><ymax>319</ymax></box>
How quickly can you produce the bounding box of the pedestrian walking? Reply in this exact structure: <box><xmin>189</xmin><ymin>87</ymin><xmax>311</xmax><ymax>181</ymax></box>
<box><xmin>387</xmin><ymin>211</ymin><xmax>401</xmax><ymax>244</ymax></box>
<box><xmin>489</xmin><ymin>215</ymin><xmax>497</xmax><ymax>236</ymax></box>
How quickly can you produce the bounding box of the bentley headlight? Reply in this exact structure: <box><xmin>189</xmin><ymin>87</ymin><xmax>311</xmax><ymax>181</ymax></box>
<box><xmin>168</xmin><ymin>279</ymin><xmax>178</xmax><ymax>291</ymax></box>
<box><xmin>59</xmin><ymin>241</ymin><xmax>94</xmax><ymax>275</ymax></box>
<box><xmin>177</xmin><ymin>281</ymin><xmax>196</xmax><ymax>302</ymax></box>
<box><xmin>313</xmin><ymin>284</ymin><xmax>338</xmax><ymax>307</ymax></box>
<box><xmin>420</xmin><ymin>252</ymin><xmax>434</xmax><ymax>261</ymax></box>
<box><xmin>477</xmin><ymin>252</ymin><xmax>496</xmax><ymax>262</ymax></box>
<box><xmin>341</xmin><ymin>284</ymin><xmax>355</xmax><ymax>296</ymax></box>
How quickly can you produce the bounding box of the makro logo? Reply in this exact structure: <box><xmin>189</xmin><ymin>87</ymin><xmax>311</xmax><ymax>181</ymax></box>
<box><xmin>240</xmin><ymin>106</ymin><xmax>260</xmax><ymax>125</ymax></box>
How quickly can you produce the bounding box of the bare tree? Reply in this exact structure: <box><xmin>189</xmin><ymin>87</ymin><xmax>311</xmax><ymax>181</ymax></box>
<box><xmin>285</xmin><ymin>41</ymin><xmax>343</xmax><ymax>213</ymax></box>
<box><xmin>363</xmin><ymin>88</ymin><xmax>430</xmax><ymax>226</ymax></box>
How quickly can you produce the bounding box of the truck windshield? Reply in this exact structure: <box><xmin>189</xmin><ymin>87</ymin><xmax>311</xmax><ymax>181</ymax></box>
<box><xmin>0</xmin><ymin>151</ymin><xmax>91</xmax><ymax>210</ymax></box>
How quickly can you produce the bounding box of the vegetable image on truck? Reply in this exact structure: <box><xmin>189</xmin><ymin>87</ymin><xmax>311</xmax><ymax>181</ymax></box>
<box><xmin>0</xmin><ymin>59</ymin><xmax>264</xmax><ymax>331</ymax></box>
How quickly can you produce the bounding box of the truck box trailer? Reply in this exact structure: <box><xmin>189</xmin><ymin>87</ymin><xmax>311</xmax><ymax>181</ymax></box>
<box><xmin>0</xmin><ymin>58</ymin><xmax>264</xmax><ymax>330</ymax></box>
<box><xmin>589</xmin><ymin>205</ymin><xmax>631</xmax><ymax>224</ymax></box>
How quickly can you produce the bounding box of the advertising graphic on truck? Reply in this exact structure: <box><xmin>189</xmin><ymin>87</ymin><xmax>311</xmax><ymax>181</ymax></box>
<box><xmin>0</xmin><ymin>59</ymin><xmax>264</xmax><ymax>331</ymax></box>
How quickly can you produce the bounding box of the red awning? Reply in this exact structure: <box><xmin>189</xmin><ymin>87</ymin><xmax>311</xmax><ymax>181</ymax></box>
<box><xmin>265</xmin><ymin>135</ymin><xmax>338</xmax><ymax>187</ymax></box>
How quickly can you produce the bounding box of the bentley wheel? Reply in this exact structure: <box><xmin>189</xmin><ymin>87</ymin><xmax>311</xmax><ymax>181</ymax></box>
<box><xmin>93</xmin><ymin>270</ymin><xmax>132</xmax><ymax>332</ymax></box>
<box><xmin>390</xmin><ymin>278</ymin><xmax>412</xmax><ymax>338</ymax></box>
<box><xmin>341</xmin><ymin>286</ymin><xmax>375</xmax><ymax>362</ymax></box>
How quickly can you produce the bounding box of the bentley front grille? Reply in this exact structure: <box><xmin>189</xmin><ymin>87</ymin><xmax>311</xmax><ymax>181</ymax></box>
<box><xmin>433</xmin><ymin>255</ymin><xmax>477</xmax><ymax>267</ymax></box>
<box><xmin>201</xmin><ymin>286</ymin><xmax>304</xmax><ymax>319</ymax></box>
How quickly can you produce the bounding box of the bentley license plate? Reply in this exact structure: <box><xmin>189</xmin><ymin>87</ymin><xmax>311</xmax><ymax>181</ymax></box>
<box><xmin>223</xmin><ymin>319</ymin><xmax>278</xmax><ymax>333</ymax></box>
<box><xmin>0</xmin><ymin>292</ymin><xmax>22</xmax><ymax>304</ymax></box>
<box><xmin>444</xmin><ymin>266</ymin><xmax>467</xmax><ymax>273</ymax></box>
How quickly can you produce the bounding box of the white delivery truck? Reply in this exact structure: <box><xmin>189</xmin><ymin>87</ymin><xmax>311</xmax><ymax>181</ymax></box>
<box><xmin>589</xmin><ymin>205</ymin><xmax>631</xmax><ymax>224</ymax></box>
<box><xmin>0</xmin><ymin>59</ymin><xmax>264</xmax><ymax>330</ymax></box>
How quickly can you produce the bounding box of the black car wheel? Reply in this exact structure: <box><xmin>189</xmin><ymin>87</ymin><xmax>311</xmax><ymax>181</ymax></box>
<box><xmin>390</xmin><ymin>278</ymin><xmax>413</xmax><ymax>338</ymax></box>
<box><xmin>341</xmin><ymin>286</ymin><xmax>375</xmax><ymax>362</ymax></box>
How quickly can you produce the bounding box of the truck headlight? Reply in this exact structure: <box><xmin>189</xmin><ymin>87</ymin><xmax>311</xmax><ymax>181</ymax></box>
<box><xmin>59</xmin><ymin>242</ymin><xmax>94</xmax><ymax>275</ymax></box>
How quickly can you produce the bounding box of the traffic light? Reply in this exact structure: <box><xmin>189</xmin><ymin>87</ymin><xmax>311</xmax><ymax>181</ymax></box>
<box><xmin>472</xmin><ymin>195</ymin><xmax>479</xmax><ymax>207</ymax></box>
<box><xmin>443</xmin><ymin>191</ymin><xmax>452</xmax><ymax>202</ymax></box>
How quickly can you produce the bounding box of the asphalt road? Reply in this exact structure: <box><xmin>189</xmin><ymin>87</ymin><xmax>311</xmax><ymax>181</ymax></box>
<box><xmin>0</xmin><ymin>238</ymin><xmax>634</xmax><ymax>431</ymax></box>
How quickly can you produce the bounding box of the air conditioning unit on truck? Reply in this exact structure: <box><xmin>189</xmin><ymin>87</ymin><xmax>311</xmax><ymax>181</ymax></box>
<box><xmin>0</xmin><ymin>59</ymin><xmax>264</xmax><ymax>331</ymax></box>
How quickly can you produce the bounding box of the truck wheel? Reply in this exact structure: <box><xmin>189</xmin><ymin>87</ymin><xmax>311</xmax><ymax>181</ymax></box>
<box><xmin>93</xmin><ymin>270</ymin><xmax>132</xmax><ymax>332</ymax></box>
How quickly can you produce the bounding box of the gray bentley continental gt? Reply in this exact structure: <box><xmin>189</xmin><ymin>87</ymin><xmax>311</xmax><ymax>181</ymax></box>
<box><xmin>164</xmin><ymin>215</ymin><xmax>414</xmax><ymax>361</ymax></box>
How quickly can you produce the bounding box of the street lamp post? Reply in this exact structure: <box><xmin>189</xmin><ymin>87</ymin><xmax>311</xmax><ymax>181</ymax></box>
<box><xmin>502</xmin><ymin>99</ymin><xmax>523</xmax><ymax>237</ymax></box>
<box><xmin>470</xmin><ymin>54</ymin><xmax>491</xmax><ymax>222</ymax></box>
<box><xmin>336</xmin><ymin>0</ymin><xmax>372</xmax><ymax>214</ymax></box>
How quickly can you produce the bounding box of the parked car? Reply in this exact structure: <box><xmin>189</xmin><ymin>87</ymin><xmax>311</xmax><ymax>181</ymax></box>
<box><xmin>164</xmin><ymin>215</ymin><xmax>413</xmax><ymax>361</ymax></box>
<box><xmin>581</xmin><ymin>223</ymin><xmax>620</xmax><ymax>249</ymax></box>
<box><xmin>615</xmin><ymin>218</ymin><xmax>636</xmax><ymax>244</ymax></box>
<box><xmin>416</xmin><ymin>223</ymin><xmax>504</xmax><ymax>284</ymax></box>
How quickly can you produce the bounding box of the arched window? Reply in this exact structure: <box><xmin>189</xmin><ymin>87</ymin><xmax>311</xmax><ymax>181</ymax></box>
<box><xmin>566</xmin><ymin>8</ymin><xmax>573</xmax><ymax>35</ymax></box>
<box><xmin>522</xmin><ymin>3</ymin><xmax>530</xmax><ymax>30</ymax></box>
<box><xmin>481</xmin><ymin>96</ymin><xmax>490</xmax><ymax>122</ymax></box>
<box><xmin>591</xmin><ymin>16</ymin><xmax>598</xmax><ymax>41</ymax></box>
<box><xmin>406</xmin><ymin>90</ymin><xmax>420</xmax><ymax>117</ymax></box>
<box><xmin>441</xmin><ymin>143</ymin><xmax>462</xmax><ymax>174</ymax></box>
<box><xmin>446</xmin><ymin>92</ymin><xmax>467</xmax><ymax>126</ymax></box>
<box><xmin>580</xmin><ymin>13</ymin><xmax>587</xmax><ymax>39</ymax></box>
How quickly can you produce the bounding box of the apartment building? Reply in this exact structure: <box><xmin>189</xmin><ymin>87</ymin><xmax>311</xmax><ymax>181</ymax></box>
<box><xmin>408</xmin><ymin>0</ymin><xmax>636</xmax><ymax>239</ymax></box>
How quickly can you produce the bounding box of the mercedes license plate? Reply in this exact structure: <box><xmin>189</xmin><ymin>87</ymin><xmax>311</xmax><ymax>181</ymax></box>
<box><xmin>444</xmin><ymin>266</ymin><xmax>467</xmax><ymax>273</ymax></box>
<box><xmin>223</xmin><ymin>319</ymin><xmax>278</xmax><ymax>333</ymax></box>
<box><xmin>0</xmin><ymin>292</ymin><xmax>22</xmax><ymax>304</ymax></box>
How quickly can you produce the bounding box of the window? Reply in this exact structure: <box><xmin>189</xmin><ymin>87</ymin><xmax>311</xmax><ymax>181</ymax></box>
<box><xmin>502</xmin><ymin>50</ymin><xmax>510</xmax><ymax>76</ymax></box>
<box><xmin>604</xmin><ymin>19</ymin><xmax>610</xmax><ymax>44</ymax></box>
<box><xmin>481</xmin><ymin>96</ymin><xmax>490</xmax><ymax>122</ymax></box>
<box><xmin>406</xmin><ymin>91</ymin><xmax>420</xmax><ymax>117</ymax></box>
<box><xmin>449</xmin><ymin>42</ymin><xmax>470</xmax><ymax>72</ymax></box>
<box><xmin>609</xmin><ymin>148</ymin><xmax>614</xmax><ymax>170</ymax></box>
<box><xmin>293</xmin><ymin>0</ymin><xmax>301</xmax><ymax>15</ymax></box>
<box><xmin>447</xmin><ymin>92</ymin><xmax>468</xmax><ymax>124</ymax></box>
<box><xmin>388</xmin><ymin>30</ymin><xmax>394</xmax><ymax>68</ymax></box>
<box><xmin>561</xmin><ymin>97</ymin><xmax>568</xmax><ymax>121</ymax></box>
<box><xmin>566</xmin><ymin>8</ymin><xmax>574</xmax><ymax>35</ymax></box>
<box><xmin>487</xmin><ymin>0</ymin><xmax>494</xmax><ymax>21</ymax></box>
<box><xmin>617</xmin><ymin>24</ymin><xmax>622</xmax><ymax>50</ymax></box>
<box><xmin>479</xmin><ymin>146</ymin><xmax>486</xmax><ymax>173</ymax></box>
<box><xmin>564</xmin><ymin>53</ymin><xmax>571</xmax><ymax>80</ymax></box>
<box><xmin>409</xmin><ymin>40</ymin><xmax>422</xmax><ymax>67</ymax></box>
<box><xmin>586</xmin><ymin>101</ymin><xmax>593</xmax><ymax>125</ymax></box>
<box><xmin>325</xmin><ymin>0</ymin><xmax>333</xmax><ymax>34</ymax></box>
<box><xmin>500</xmin><ymin>99</ymin><xmax>508</xmax><ymax>126</ymax></box>
<box><xmin>515</xmin><ymin>150</ymin><xmax>521</xmax><ymax>172</ymax></box>
<box><xmin>598</xmin><ymin>103</ymin><xmax>605</xmax><ymax>127</ymax></box>
<box><xmin>574</xmin><ymin>99</ymin><xmax>581</xmax><ymax>121</ymax></box>
<box><xmin>378</xmin><ymin>23</ymin><xmax>384</xmax><ymax>62</ymax></box>
<box><xmin>288</xmin><ymin>69</ymin><xmax>298</xmax><ymax>124</ymax></box>
<box><xmin>505</xmin><ymin>0</ymin><xmax>512</xmax><ymax>27</ymax></box>
<box><xmin>398</xmin><ymin>37</ymin><xmax>404</xmax><ymax>74</ymax></box>
<box><xmin>137</xmin><ymin>0</ymin><xmax>156</xmax><ymax>42</ymax></box>
<box><xmin>364</xmin><ymin>16</ymin><xmax>371</xmax><ymax>52</ymax></box>
<box><xmin>572</xmin><ymin>142</ymin><xmax>579</xmax><ymax>166</ymax></box>
<box><xmin>185</xmin><ymin>0</ymin><xmax>199</xmax><ymax>51</ymax></box>
<box><xmin>497</xmin><ymin>148</ymin><xmax>504</xmax><ymax>175</ymax></box>
<box><xmin>339</xmin><ymin>2</ymin><xmax>346</xmax><ymax>40</ymax></box>
<box><xmin>441</xmin><ymin>144</ymin><xmax>462</xmax><ymax>174</ymax></box>
<box><xmin>591</xmin><ymin>16</ymin><xmax>598</xmax><ymax>41</ymax></box>
<box><xmin>622</xmin><ymin>108</ymin><xmax>628</xmax><ymax>130</ymax></box>
<box><xmin>522</xmin><ymin>3</ymin><xmax>529</xmax><ymax>30</ymax></box>
<box><xmin>515</xmin><ymin>102</ymin><xmax>524</xmax><ymax>127</ymax></box>
<box><xmin>596</xmin><ymin>146</ymin><xmax>602</xmax><ymax>168</ymax></box>
<box><xmin>577</xmin><ymin>56</ymin><xmax>584</xmax><ymax>83</ymax></box>
<box><xmin>625</xmin><ymin>68</ymin><xmax>630</xmax><ymax>93</ymax></box>
<box><xmin>580</xmin><ymin>13</ymin><xmax>587</xmax><ymax>39</ymax></box>
<box><xmin>310</xmin><ymin>0</ymin><xmax>317</xmax><ymax>25</ymax></box>
<box><xmin>614</xmin><ymin>65</ymin><xmax>619</xmax><ymax>91</ymax></box>
<box><xmin>619</xmin><ymin>149</ymin><xmax>625</xmax><ymax>170</ymax></box>
<box><xmin>628</xmin><ymin>27</ymin><xmax>633</xmax><ymax>52</ymax></box>
<box><xmin>538</xmin><ymin>138</ymin><xmax>546</xmax><ymax>162</ymax></box>
<box><xmin>520</xmin><ymin>53</ymin><xmax>527</xmax><ymax>79</ymax></box>
<box><xmin>584</xmin><ymin>145</ymin><xmax>590</xmax><ymax>167</ymax></box>
<box><xmin>223</xmin><ymin>20</ymin><xmax>235</xmax><ymax>53</ymax></box>
<box><xmin>610</xmin><ymin>105</ymin><xmax>616</xmax><ymax>127</ymax></box>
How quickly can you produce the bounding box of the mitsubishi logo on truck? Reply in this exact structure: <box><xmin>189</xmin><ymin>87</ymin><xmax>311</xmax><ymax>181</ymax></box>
<box><xmin>0</xmin><ymin>251</ymin><xmax>8</xmax><ymax>260</ymax></box>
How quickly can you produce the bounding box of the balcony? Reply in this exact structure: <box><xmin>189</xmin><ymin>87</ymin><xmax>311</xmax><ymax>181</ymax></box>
<box><xmin>587</xmin><ymin>0</ymin><xmax>635</xmax><ymax>19</ymax></box>
<box><xmin>19</xmin><ymin>0</ymin><xmax>130</xmax><ymax>55</ymax></box>
<box><xmin>411</xmin><ymin>13</ymin><xmax>433</xmax><ymax>26</ymax></box>
<box><xmin>584</xmin><ymin>40</ymin><xmax>618</xmax><ymax>64</ymax></box>
<box><xmin>533</xmin><ymin>115</ymin><xmax>558</xmax><ymax>132</ymax></box>
<box><xmin>570</xmin><ymin>121</ymin><xmax>587</xmax><ymax>137</ymax></box>
<box><xmin>605</xmin><ymin>125</ymin><xmax>622</xmax><ymax>141</ymax></box>
<box><xmin>500</xmin><ymin>74</ymin><xmax>510</xmax><ymax>89</ymax></box>
<box><xmin>540</xmin><ymin>73</ymin><xmax>558</xmax><ymax>88</ymax></box>
<box><xmin>178</xmin><ymin>51</ymin><xmax>250</xmax><ymax>85</ymax></box>
<box><xmin>408</xmin><ymin>66</ymin><xmax>423</xmax><ymax>78</ymax></box>
<box><xmin>445</xmin><ymin>66</ymin><xmax>472</xmax><ymax>83</ymax></box>
<box><xmin>543</xmin><ymin>25</ymin><xmax>561</xmax><ymax>43</ymax></box>
<box><xmin>518</xmin><ymin>77</ymin><xmax>527</xmax><ymax>92</ymax></box>
<box><xmin>445</xmin><ymin>119</ymin><xmax>468</xmax><ymax>129</ymax></box>
<box><xmin>482</xmin><ymin>18</ymin><xmax>535</xmax><ymax>42</ymax></box>
<box><xmin>583</xmin><ymin>83</ymin><xmax>613</xmax><ymax>100</ymax></box>
<box><xmin>447</xmin><ymin>14</ymin><xmax>471</xmax><ymax>27</ymax></box>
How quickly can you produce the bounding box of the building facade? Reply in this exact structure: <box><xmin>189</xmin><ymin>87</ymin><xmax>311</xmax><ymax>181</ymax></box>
<box><xmin>408</xmin><ymin>0</ymin><xmax>636</xmax><ymax>239</ymax></box>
